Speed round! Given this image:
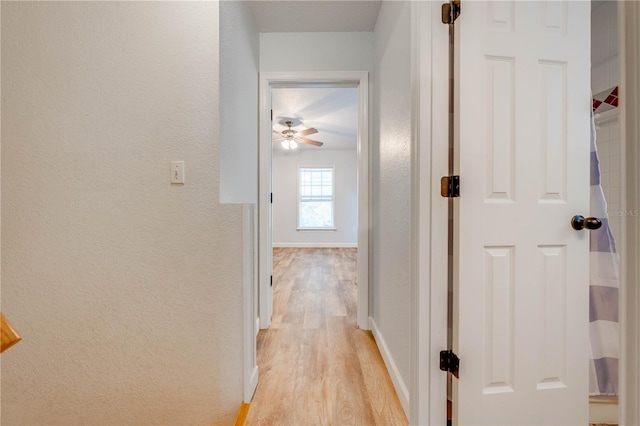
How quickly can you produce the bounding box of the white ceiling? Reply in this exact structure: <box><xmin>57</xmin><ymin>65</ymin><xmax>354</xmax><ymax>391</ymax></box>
<box><xmin>248</xmin><ymin>0</ymin><xmax>382</xmax><ymax>33</ymax></box>
<box><xmin>272</xmin><ymin>87</ymin><xmax>358</xmax><ymax>150</ymax></box>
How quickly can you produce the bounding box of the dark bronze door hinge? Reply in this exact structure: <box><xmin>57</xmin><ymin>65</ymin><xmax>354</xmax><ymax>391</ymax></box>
<box><xmin>439</xmin><ymin>350</ymin><xmax>460</xmax><ymax>378</ymax></box>
<box><xmin>441</xmin><ymin>175</ymin><xmax>460</xmax><ymax>198</ymax></box>
<box><xmin>442</xmin><ymin>1</ymin><xmax>461</xmax><ymax>24</ymax></box>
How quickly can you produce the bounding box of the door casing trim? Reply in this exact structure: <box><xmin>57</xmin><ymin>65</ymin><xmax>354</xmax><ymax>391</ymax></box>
<box><xmin>410</xmin><ymin>2</ymin><xmax>450</xmax><ymax>424</ymax></box>
<box><xmin>619</xmin><ymin>2</ymin><xmax>640</xmax><ymax>423</ymax></box>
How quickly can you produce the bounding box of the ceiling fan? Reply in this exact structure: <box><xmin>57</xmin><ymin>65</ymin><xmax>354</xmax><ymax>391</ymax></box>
<box><xmin>273</xmin><ymin>121</ymin><xmax>324</xmax><ymax>149</ymax></box>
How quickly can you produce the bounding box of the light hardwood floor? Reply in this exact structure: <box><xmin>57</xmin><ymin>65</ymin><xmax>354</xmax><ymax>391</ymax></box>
<box><xmin>246</xmin><ymin>248</ymin><xmax>408</xmax><ymax>426</ymax></box>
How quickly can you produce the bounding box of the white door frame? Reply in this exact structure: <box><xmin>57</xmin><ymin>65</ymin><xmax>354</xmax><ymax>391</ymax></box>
<box><xmin>258</xmin><ymin>71</ymin><xmax>370</xmax><ymax>331</ymax></box>
<box><xmin>619</xmin><ymin>2</ymin><xmax>640</xmax><ymax>423</ymax></box>
<box><xmin>410</xmin><ymin>1</ymin><xmax>449</xmax><ymax>425</ymax></box>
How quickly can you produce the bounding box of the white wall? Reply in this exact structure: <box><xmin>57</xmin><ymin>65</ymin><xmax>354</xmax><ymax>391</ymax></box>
<box><xmin>260</xmin><ymin>32</ymin><xmax>373</xmax><ymax>72</ymax></box>
<box><xmin>371</xmin><ymin>0</ymin><xmax>412</xmax><ymax>413</ymax></box>
<box><xmin>1</xmin><ymin>3</ymin><xmax>243</xmax><ymax>424</ymax></box>
<box><xmin>220</xmin><ymin>1</ymin><xmax>259</xmax><ymax>204</ymax></box>
<box><xmin>592</xmin><ymin>0</ymin><xmax>619</xmax><ymax>96</ymax></box>
<box><xmin>592</xmin><ymin>0</ymin><xmax>623</xmax><ymax>241</ymax></box>
<box><xmin>272</xmin><ymin>149</ymin><xmax>357</xmax><ymax>247</ymax></box>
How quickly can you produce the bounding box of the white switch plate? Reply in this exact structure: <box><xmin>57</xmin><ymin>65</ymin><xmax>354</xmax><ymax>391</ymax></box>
<box><xmin>171</xmin><ymin>161</ymin><xmax>185</xmax><ymax>184</ymax></box>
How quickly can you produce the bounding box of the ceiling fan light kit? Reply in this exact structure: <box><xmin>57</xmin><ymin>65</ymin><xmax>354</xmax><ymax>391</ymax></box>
<box><xmin>273</xmin><ymin>120</ymin><xmax>324</xmax><ymax>150</ymax></box>
<box><xmin>281</xmin><ymin>140</ymin><xmax>298</xmax><ymax>150</ymax></box>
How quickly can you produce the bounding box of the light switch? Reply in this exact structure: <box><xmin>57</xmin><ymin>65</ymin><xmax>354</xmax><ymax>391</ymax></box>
<box><xmin>171</xmin><ymin>161</ymin><xmax>185</xmax><ymax>184</ymax></box>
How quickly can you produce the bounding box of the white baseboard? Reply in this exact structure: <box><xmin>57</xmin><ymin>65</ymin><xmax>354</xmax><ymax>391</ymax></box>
<box><xmin>244</xmin><ymin>365</ymin><xmax>258</xmax><ymax>403</ymax></box>
<box><xmin>589</xmin><ymin>397</ymin><xmax>619</xmax><ymax>424</ymax></box>
<box><xmin>369</xmin><ymin>317</ymin><xmax>410</xmax><ymax>418</ymax></box>
<box><xmin>272</xmin><ymin>242</ymin><xmax>357</xmax><ymax>248</ymax></box>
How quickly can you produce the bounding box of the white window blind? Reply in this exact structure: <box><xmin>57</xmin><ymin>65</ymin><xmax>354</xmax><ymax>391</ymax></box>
<box><xmin>298</xmin><ymin>167</ymin><xmax>334</xmax><ymax>228</ymax></box>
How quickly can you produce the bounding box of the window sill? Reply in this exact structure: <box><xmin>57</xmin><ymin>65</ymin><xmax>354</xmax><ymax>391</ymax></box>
<box><xmin>297</xmin><ymin>227</ymin><xmax>337</xmax><ymax>231</ymax></box>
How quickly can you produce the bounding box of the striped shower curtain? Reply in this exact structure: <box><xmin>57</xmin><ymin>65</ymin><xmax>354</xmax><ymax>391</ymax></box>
<box><xmin>588</xmin><ymin>111</ymin><xmax>620</xmax><ymax>396</ymax></box>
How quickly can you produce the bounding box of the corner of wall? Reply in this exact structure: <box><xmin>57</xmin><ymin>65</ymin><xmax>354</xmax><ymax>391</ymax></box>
<box><xmin>220</xmin><ymin>0</ymin><xmax>259</xmax><ymax>204</ymax></box>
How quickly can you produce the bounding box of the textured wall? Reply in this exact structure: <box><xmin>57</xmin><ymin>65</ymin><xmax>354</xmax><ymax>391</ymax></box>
<box><xmin>371</xmin><ymin>0</ymin><xmax>412</xmax><ymax>395</ymax></box>
<box><xmin>1</xmin><ymin>2</ymin><xmax>243</xmax><ymax>424</ymax></box>
<box><xmin>220</xmin><ymin>1</ymin><xmax>259</xmax><ymax>204</ymax></box>
<box><xmin>272</xmin><ymin>149</ymin><xmax>358</xmax><ymax>247</ymax></box>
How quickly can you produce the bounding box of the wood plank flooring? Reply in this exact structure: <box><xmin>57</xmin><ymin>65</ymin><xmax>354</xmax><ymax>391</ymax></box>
<box><xmin>246</xmin><ymin>248</ymin><xmax>408</xmax><ymax>426</ymax></box>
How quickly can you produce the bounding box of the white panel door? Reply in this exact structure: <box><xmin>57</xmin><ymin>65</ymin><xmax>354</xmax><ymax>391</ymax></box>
<box><xmin>454</xmin><ymin>2</ymin><xmax>591</xmax><ymax>425</ymax></box>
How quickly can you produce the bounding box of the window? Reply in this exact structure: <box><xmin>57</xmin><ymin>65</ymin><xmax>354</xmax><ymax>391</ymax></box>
<box><xmin>298</xmin><ymin>167</ymin><xmax>334</xmax><ymax>229</ymax></box>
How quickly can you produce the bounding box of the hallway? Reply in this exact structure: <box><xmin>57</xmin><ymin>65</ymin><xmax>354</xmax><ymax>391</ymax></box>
<box><xmin>246</xmin><ymin>248</ymin><xmax>408</xmax><ymax>425</ymax></box>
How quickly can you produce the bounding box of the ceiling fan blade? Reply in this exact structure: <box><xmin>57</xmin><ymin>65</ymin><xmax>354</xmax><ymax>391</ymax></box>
<box><xmin>298</xmin><ymin>137</ymin><xmax>323</xmax><ymax>147</ymax></box>
<box><xmin>273</xmin><ymin>130</ymin><xmax>283</xmax><ymax>135</ymax></box>
<box><xmin>297</xmin><ymin>128</ymin><xmax>318</xmax><ymax>137</ymax></box>
<box><xmin>273</xmin><ymin>137</ymin><xmax>285</xmax><ymax>142</ymax></box>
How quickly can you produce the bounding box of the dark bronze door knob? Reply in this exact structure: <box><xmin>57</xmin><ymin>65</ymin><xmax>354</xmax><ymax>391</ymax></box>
<box><xmin>571</xmin><ymin>215</ymin><xmax>602</xmax><ymax>231</ymax></box>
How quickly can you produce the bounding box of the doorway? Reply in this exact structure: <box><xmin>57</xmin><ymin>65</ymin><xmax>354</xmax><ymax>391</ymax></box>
<box><xmin>269</xmin><ymin>84</ymin><xmax>360</xmax><ymax>328</ymax></box>
<box><xmin>412</xmin><ymin>2</ymin><xmax>638</xmax><ymax>424</ymax></box>
<box><xmin>443</xmin><ymin>1</ymin><xmax>604</xmax><ymax>425</ymax></box>
<box><xmin>258</xmin><ymin>71</ymin><xmax>370</xmax><ymax>332</ymax></box>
